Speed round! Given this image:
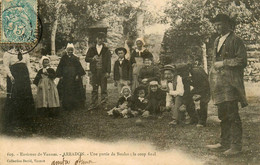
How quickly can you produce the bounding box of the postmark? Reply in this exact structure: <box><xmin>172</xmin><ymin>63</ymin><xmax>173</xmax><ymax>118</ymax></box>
<box><xmin>1</xmin><ymin>0</ymin><xmax>38</xmax><ymax>43</ymax></box>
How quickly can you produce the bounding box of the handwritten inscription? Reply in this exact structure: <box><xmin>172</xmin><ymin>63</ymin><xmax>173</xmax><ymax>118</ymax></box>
<box><xmin>75</xmin><ymin>155</ymin><xmax>95</xmax><ymax>165</ymax></box>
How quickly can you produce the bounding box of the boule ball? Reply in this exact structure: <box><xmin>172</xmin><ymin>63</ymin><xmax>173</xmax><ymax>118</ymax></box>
<box><xmin>135</xmin><ymin>119</ymin><xmax>143</xmax><ymax>126</ymax></box>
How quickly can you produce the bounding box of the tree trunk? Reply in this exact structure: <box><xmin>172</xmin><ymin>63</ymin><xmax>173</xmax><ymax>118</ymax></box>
<box><xmin>51</xmin><ymin>19</ymin><xmax>58</xmax><ymax>55</ymax></box>
<box><xmin>136</xmin><ymin>11</ymin><xmax>144</xmax><ymax>37</ymax></box>
<box><xmin>50</xmin><ymin>0</ymin><xmax>62</xmax><ymax>55</ymax></box>
<box><xmin>202</xmin><ymin>42</ymin><xmax>208</xmax><ymax>73</ymax></box>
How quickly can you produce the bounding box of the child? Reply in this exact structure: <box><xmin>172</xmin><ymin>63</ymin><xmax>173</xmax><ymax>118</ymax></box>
<box><xmin>138</xmin><ymin>56</ymin><xmax>160</xmax><ymax>86</ymax></box>
<box><xmin>131</xmin><ymin>85</ymin><xmax>149</xmax><ymax>117</ymax></box>
<box><xmin>107</xmin><ymin>86</ymin><xmax>136</xmax><ymax>118</ymax></box>
<box><xmin>144</xmin><ymin>81</ymin><xmax>166</xmax><ymax>118</ymax></box>
<box><xmin>33</xmin><ymin>56</ymin><xmax>60</xmax><ymax>117</ymax></box>
<box><xmin>113</xmin><ymin>47</ymin><xmax>132</xmax><ymax>96</ymax></box>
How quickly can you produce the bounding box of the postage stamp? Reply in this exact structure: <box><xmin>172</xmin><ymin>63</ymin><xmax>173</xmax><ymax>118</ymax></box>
<box><xmin>1</xmin><ymin>0</ymin><xmax>38</xmax><ymax>43</ymax></box>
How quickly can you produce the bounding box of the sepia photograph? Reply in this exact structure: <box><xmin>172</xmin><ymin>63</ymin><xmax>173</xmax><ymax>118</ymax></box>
<box><xmin>0</xmin><ymin>0</ymin><xmax>260</xmax><ymax>164</ymax></box>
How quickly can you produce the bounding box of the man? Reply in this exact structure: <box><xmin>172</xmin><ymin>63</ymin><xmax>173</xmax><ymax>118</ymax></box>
<box><xmin>85</xmin><ymin>32</ymin><xmax>112</xmax><ymax>110</ymax></box>
<box><xmin>188</xmin><ymin>64</ymin><xmax>210</xmax><ymax>127</ymax></box>
<box><xmin>176</xmin><ymin>64</ymin><xmax>199</xmax><ymax>125</ymax></box>
<box><xmin>163</xmin><ymin>65</ymin><xmax>186</xmax><ymax>125</ymax></box>
<box><xmin>207</xmin><ymin>14</ymin><xmax>248</xmax><ymax>156</ymax></box>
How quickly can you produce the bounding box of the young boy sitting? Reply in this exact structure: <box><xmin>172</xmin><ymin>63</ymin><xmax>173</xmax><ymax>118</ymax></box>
<box><xmin>114</xmin><ymin>47</ymin><xmax>132</xmax><ymax>96</ymax></box>
<box><xmin>131</xmin><ymin>85</ymin><xmax>149</xmax><ymax>117</ymax></box>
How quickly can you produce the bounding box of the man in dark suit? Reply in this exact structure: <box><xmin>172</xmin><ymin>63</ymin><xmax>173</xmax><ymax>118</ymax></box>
<box><xmin>85</xmin><ymin>32</ymin><xmax>112</xmax><ymax>110</ymax></box>
<box><xmin>207</xmin><ymin>14</ymin><xmax>247</xmax><ymax>156</ymax></box>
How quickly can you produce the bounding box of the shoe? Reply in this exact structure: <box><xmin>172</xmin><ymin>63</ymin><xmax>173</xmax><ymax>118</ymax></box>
<box><xmin>168</xmin><ymin>120</ymin><xmax>178</xmax><ymax>125</ymax></box>
<box><xmin>206</xmin><ymin>143</ymin><xmax>229</xmax><ymax>152</ymax></box>
<box><xmin>196</xmin><ymin>124</ymin><xmax>204</xmax><ymax>128</ymax></box>
<box><xmin>223</xmin><ymin>148</ymin><xmax>241</xmax><ymax>156</ymax></box>
<box><xmin>185</xmin><ymin>119</ymin><xmax>198</xmax><ymax>125</ymax></box>
<box><xmin>87</xmin><ymin>105</ymin><xmax>97</xmax><ymax>111</ymax></box>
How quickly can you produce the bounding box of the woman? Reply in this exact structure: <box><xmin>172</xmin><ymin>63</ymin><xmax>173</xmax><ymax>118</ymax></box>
<box><xmin>3</xmin><ymin>47</ymin><xmax>35</xmax><ymax>132</ymax></box>
<box><xmin>56</xmin><ymin>43</ymin><xmax>86</xmax><ymax>111</ymax></box>
<box><xmin>130</xmin><ymin>38</ymin><xmax>153</xmax><ymax>91</ymax></box>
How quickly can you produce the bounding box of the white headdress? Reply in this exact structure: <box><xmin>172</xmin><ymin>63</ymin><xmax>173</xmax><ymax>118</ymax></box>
<box><xmin>66</xmin><ymin>43</ymin><xmax>74</xmax><ymax>49</ymax></box>
<box><xmin>39</xmin><ymin>56</ymin><xmax>50</xmax><ymax>68</ymax></box>
<box><xmin>121</xmin><ymin>85</ymin><xmax>131</xmax><ymax>94</ymax></box>
<box><xmin>136</xmin><ymin>38</ymin><xmax>145</xmax><ymax>46</ymax></box>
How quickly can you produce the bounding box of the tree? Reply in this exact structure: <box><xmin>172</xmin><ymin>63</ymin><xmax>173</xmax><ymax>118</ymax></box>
<box><xmin>161</xmin><ymin>0</ymin><xmax>257</xmax><ymax>71</ymax></box>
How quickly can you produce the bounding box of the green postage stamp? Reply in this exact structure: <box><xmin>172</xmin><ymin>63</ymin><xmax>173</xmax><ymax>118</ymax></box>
<box><xmin>1</xmin><ymin>0</ymin><xmax>38</xmax><ymax>43</ymax></box>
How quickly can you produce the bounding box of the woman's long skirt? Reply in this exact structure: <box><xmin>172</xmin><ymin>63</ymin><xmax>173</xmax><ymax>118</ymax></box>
<box><xmin>4</xmin><ymin>63</ymin><xmax>35</xmax><ymax>129</ymax></box>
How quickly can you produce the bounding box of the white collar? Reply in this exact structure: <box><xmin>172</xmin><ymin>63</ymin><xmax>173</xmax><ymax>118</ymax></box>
<box><xmin>124</xmin><ymin>95</ymin><xmax>131</xmax><ymax>100</ymax></box>
<box><xmin>136</xmin><ymin>47</ymin><xmax>145</xmax><ymax>53</ymax></box>
<box><xmin>138</xmin><ymin>97</ymin><xmax>145</xmax><ymax>102</ymax></box>
<box><xmin>96</xmin><ymin>44</ymin><xmax>103</xmax><ymax>48</ymax></box>
<box><xmin>217</xmin><ymin>32</ymin><xmax>230</xmax><ymax>52</ymax></box>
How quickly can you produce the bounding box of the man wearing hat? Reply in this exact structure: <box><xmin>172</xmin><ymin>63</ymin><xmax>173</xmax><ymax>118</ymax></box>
<box><xmin>163</xmin><ymin>64</ymin><xmax>186</xmax><ymax>125</ymax></box>
<box><xmin>207</xmin><ymin>14</ymin><xmax>248</xmax><ymax>156</ymax></box>
<box><xmin>85</xmin><ymin>32</ymin><xmax>112</xmax><ymax>110</ymax></box>
<box><xmin>113</xmin><ymin>47</ymin><xmax>132</xmax><ymax>95</ymax></box>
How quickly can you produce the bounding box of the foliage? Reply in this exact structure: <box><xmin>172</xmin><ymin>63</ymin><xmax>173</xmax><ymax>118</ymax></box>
<box><xmin>161</xmin><ymin>0</ymin><xmax>259</xmax><ymax>65</ymax></box>
<box><xmin>38</xmin><ymin>0</ymin><xmax>163</xmax><ymax>55</ymax></box>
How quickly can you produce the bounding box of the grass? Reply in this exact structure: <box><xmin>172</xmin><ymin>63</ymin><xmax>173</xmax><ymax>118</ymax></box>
<box><xmin>0</xmin><ymin>87</ymin><xmax>260</xmax><ymax>165</ymax></box>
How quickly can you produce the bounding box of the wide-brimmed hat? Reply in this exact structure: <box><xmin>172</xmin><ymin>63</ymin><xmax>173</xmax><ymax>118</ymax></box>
<box><xmin>115</xmin><ymin>47</ymin><xmax>127</xmax><ymax>55</ymax></box>
<box><xmin>211</xmin><ymin>14</ymin><xmax>234</xmax><ymax>25</ymax></box>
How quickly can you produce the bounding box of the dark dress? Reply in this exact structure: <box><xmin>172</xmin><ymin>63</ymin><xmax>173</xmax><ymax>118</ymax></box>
<box><xmin>56</xmin><ymin>53</ymin><xmax>86</xmax><ymax>110</ymax></box>
<box><xmin>138</xmin><ymin>65</ymin><xmax>161</xmax><ymax>85</ymax></box>
<box><xmin>4</xmin><ymin>63</ymin><xmax>35</xmax><ymax>128</ymax></box>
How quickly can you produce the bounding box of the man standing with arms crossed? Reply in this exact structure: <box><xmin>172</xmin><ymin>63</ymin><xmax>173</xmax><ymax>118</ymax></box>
<box><xmin>207</xmin><ymin>14</ymin><xmax>248</xmax><ymax>156</ymax></box>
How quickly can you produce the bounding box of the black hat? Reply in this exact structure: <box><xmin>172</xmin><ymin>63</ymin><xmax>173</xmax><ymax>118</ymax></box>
<box><xmin>211</xmin><ymin>14</ymin><xmax>233</xmax><ymax>25</ymax></box>
<box><xmin>115</xmin><ymin>47</ymin><xmax>127</xmax><ymax>55</ymax></box>
<box><xmin>97</xmin><ymin>32</ymin><xmax>106</xmax><ymax>39</ymax></box>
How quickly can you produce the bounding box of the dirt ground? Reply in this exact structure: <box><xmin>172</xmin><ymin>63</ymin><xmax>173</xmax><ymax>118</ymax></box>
<box><xmin>0</xmin><ymin>84</ymin><xmax>260</xmax><ymax>165</ymax></box>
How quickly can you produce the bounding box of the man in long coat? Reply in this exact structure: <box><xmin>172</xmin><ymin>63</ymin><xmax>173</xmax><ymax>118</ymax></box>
<box><xmin>207</xmin><ymin>14</ymin><xmax>248</xmax><ymax>156</ymax></box>
<box><xmin>85</xmin><ymin>32</ymin><xmax>112</xmax><ymax>110</ymax></box>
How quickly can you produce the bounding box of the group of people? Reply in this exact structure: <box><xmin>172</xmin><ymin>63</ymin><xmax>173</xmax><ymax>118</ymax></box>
<box><xmin>2</xmin><ymin>43</ymin><xmax>87</xmax><ymax>132</ymax></box>
<box><xmin>2</xmin><ymin>14</ymin><xmax>247</xmax><ymax>156</ymax></box>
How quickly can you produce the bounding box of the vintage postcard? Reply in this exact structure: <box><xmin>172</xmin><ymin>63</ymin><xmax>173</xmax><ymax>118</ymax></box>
<box><xmin>0</xmin><ymin>0</ymin><xmax>260</xmax><ymax>165</ymax></box>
